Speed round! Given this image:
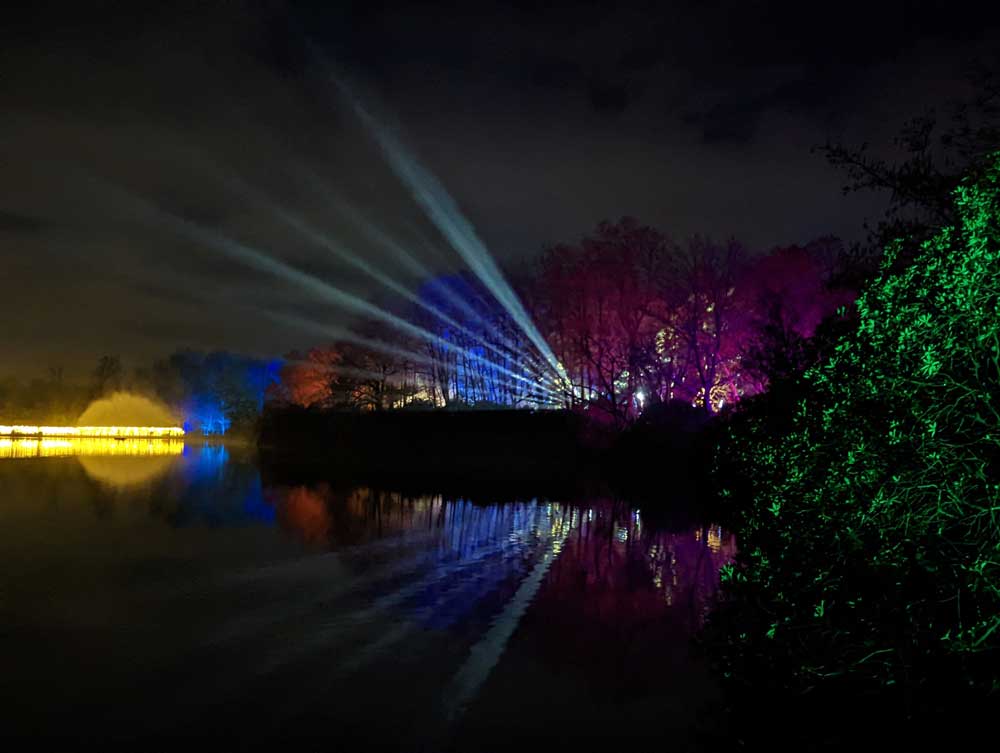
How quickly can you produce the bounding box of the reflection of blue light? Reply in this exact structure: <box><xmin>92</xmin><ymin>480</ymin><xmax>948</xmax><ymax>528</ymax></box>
<box><xmin>170</xmin><ymin>445</ymin><xmax>272</xmax><ymax>528</ymax></box>
<box><xmin>182</xmin><ymin>443</ymin><xmax>230</xmax><ymax>480</ymax></box>
<box><xmin>242</xmin><ymin>475</ymin><xmax>275</xmax><ymax>523</ymax></box>
<box><xmin>405</xmin><ymin>501</ymin><xmax>568</xmax><ymax>631</ymax></box>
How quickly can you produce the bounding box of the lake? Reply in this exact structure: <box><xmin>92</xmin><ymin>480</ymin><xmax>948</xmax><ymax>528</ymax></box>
<box><xmin>0</xmin><ymin>439</ymin><xmax>735</xmax><ymax>751</ymax></box>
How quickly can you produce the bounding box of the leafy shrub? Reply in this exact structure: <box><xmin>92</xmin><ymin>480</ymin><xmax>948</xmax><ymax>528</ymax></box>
<box><xmin>710</xmin><ymin>154</ymin><xmax>1000</xmax><ymax>738</ymax></box>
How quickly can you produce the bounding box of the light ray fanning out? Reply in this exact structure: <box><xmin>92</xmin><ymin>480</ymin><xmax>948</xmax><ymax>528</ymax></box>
<box><xmin>99</xmin><ymin>183</ymin><xmax>560</xmax><ymax>399</ymax></box>
<box><xmin>218</xmin><ymin>172</ymin><xmax>544</xmax><ymax>378</ymax></box>
<box><xmin>333</xmin><ymin>80</ymin><xmax>566</xmax><ymax>382</ymax></box>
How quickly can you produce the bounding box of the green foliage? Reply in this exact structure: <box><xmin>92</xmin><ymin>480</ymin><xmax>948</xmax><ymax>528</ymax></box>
<box><xmin>712</xmin><ymin>154</ymin><xmax>1000</xmax><ymax>718</ymax></box>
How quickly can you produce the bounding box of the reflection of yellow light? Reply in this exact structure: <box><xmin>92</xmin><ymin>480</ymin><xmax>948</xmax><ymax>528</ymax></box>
<box><xmin>707</xmin><ymin>526</ymin><xmax>722</xmax><ymax>553</ymax></box>
<box><xmin>0</xmin><ymin>437</ymin><xmax>185</xmax><ymax>459</ymax></box>
<box><xmin>0</xmin><ymin>425</ymin><xmax>184</xmax><ymax>438</ymax></box>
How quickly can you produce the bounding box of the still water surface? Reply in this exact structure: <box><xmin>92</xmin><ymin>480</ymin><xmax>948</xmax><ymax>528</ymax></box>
<box><xmin>0</xmin><ymin>440</ymin><xmax>735</xmax><ymax>751</ymax></box>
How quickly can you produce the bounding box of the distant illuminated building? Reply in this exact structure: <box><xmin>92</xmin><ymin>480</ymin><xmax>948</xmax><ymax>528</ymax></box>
<box><xmin>0</xmin><ymin>436</ymin><xmax>185</xmax><ymax>459</ymax></box>
<box><xmin>0</xmin><ymin>425</ymin><xmax>184</xmax><ymax>439</ymax></box>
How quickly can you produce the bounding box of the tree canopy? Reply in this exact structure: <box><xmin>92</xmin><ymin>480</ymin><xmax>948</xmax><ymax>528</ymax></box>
<box><xmin>713</xmin><ymin>152</ymin><xmax>1000</xmax><ymax>729</ymax></box>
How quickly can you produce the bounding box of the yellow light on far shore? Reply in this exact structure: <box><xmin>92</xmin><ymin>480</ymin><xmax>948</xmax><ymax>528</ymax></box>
<box><xmin>0</xmin><ymin>425</ymin><xmax>184</xmax><ymax>438</ymax></box>
<box><xmin>0</xmin><ymin>437</ymin><xmax>185</xmax><ymax>459</ymax></box>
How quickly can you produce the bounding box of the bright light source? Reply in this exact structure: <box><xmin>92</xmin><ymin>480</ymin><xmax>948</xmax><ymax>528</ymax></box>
<box><xmin>0</xmin><ymin>425</ymin><xmax>184</xmax><ymax>438</ymax></box>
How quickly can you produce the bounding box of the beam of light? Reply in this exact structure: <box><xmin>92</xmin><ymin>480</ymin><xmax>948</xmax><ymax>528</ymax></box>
<box><xmin>332</xmin><ymin>80</ymin><xmax>566</xmax><ymax>382</ymax></box>
<box><xmin>265</xmin><ymin>310</ymin><xmax>434</xmax><ymax>366</ymax></box>
<box><xmin>281</xmin><ymin>163</ymin><xmax>560</xmax><ymax>385</ymax></box>
<box><xmin>268</xmin><ymin>311</ymin><xmax>556</xmax><ymax>403</ymax></box>
<box><xmin>0</xmin><ymin>425</ymin><xmax>184</xmax><ymax>438</ymax></box>
<box><xmin>292</xmin><ymin>165</ymin><xmax>444</xmax><ymax>279</ymax></box>
<box><xmin>282</xmin><ymin>358</ymin><xmax>418</xmax><ymax>386</ymax></box>
<box><xmin>212</xmin><ymin>170</ymin><xmax>547</xmax><ymax>380</ymax></box>
<box><xmin>297</xmin><ymin>174</ymin><xmax>563</xmax><ymax>388</ymax></box>
<box><xmin>179</xmin><ymin>224</ymin><xmax>557</xmax><ymax>398</ymax></box>
<box><xmin>96</xmin><ymin>182</ymin><xmax>558</xmax><ymax>400</ymax></box>
<box><xmin>157</xmin><ymin>143</ymin><xmax>545</xmax><ymax>379</ymax></box>
<box><xmin>292</xmin><ymin>166</ymin><xmax>523</xmax><ymax>342</ymax></box>
<box><xmin>197</xmin><ymin>220</ymin><xmax>558</xmax><ymax>399</ymax></box>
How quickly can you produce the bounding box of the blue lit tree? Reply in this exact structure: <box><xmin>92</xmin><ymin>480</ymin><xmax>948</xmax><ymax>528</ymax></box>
<box><xmin>152</xmin><ymin>350</ymin><xmax>281</xmax><ymax>435</ymax></box>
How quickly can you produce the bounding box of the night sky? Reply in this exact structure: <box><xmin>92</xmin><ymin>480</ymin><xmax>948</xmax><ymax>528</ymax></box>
<box><xmin>3</xmin><ymin>0</ymin><xmax>1000</xmax><ymax>374</ymax></box>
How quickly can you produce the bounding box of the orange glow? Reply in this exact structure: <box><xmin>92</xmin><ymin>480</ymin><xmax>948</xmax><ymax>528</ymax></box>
<box><xmin>0</xmin><ymin>425</ymin><xmax>184</xmax><ymax>438</ymax></box>
<box><xmin>276</xmin><ymin>486</ymin><xmax>332</xmax><ymax>543</ymax></box>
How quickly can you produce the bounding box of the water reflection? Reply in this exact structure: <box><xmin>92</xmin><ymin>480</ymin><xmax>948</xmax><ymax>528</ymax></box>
<box><xmin>0</xmin><ymin>436</ymin><xmax>185</xmax><ymax>487</ymax></box>
<box><xmin>263</xmin><ymin>485</ymin><xmax>735</xmax><ymax>633</ymax></box>
<box><xmin>262</xmin><ymin>484</ymin><xmax>736</xmax><ymax>719</ymax></box>
<box><xmin>0</xmin><ymin>448</ymin><xmax>735</xmax><ymax>750</ymax></box>
<box><xmin>159</xmin><ymin>444</ymin><xmax>274</xmax><ymax>527</ymax></box>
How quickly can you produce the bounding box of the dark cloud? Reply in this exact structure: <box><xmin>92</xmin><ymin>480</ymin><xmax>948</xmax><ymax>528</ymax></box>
<box><xmin>588</xmin><ymin>78</ymin><xmax>631</xmax><ymax>114</ymax></box>
<box><xmin>1</xmin><ymin>0</ymin><xmax>998</xmax><ymax>375</ymax></box>
<box><xmin>0</xmin><ymin>210</ymin><xmax>49</xmax><ymax>236</ymax></box>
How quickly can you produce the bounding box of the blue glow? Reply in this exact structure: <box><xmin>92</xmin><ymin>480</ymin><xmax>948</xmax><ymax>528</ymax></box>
<box><xmin>168</xmin><ymin>444</ymin><xmax>272</xmax><ymax>527</ymax></box>
<box><xmin>174</xmin><ymin>352</ymin><xmax>282</xmax><ymax>435</ymax></box>
<box><xmin>185</xmin><ymin>397</ymin><xmax>232</xmax><ymax>436</ymax></box>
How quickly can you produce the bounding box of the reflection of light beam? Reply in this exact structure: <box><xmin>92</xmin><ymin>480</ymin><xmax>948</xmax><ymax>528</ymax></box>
<box><xmin>444</xmin><ymin>508</ymin><xmax>569</xmax><ymax>721</ymax></box>
<box><xmin>338</xmin><ymin>84</ymin><xmax>565</xmax><ymax>381</ymax></box>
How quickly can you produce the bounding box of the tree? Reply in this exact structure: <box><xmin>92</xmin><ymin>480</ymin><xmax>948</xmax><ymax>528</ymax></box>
<box><xmin>92</xmin><ymin>355</ymin><xmax>124</xmax><ymax>397</ymax></box>
<box><xmin>152</xmin><ymin>350</ymin><xmax>280</xmax><ymax>433</ymax></box>
<box><xmin>276</xmin><ymin>347</ymin><xmax>343</xmax><ymax>409</ymax></box>
<box><xmin>414</xmin><ymin>273</ymin><xmax>536</xmax><ymax>408</ymax></box>
<box><xmin>712</xmin><ymin>153</ymin><xmax>1000</xmax><ymax>743</ymax></box>
<box><xmin>817</xmin><ymin>63</ymin><xmax>1000</xmax><ymax>267</ymax></box>
<box><xmin>670</xmin><ymin>237</ymin><xmax>749</xmax><ymax>414</ymax></box>
<box><xmin>740</xmin><ymin>241</ymin><xmax>856</xmax><ymax>388</ymax></box>
<box><xmin>534</xmin><ymin>218</ymin><xmax>671</xmax><ymax>426</ymax></box>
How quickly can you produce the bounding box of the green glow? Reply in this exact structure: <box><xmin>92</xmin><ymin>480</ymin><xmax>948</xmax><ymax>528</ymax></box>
<box><xmin>713</xmin><ymin>153</ymin><xmax>1000</xmax><ymax>699</ymax></box>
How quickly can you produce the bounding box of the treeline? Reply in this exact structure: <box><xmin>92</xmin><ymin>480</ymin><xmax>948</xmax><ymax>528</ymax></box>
<box><xmin>0</xmin><ymin>351</ymin><xmax>280</xmax><ymax>433</ymax></box>
<box><xmin>271</xmin><ymin>225</ymin><xmax>856</xmax><ymax>427</ymax></box>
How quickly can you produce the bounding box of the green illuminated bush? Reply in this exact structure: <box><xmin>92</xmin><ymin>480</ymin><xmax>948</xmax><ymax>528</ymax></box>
<box><xmin>713</xmin><ymin>155</ymin><xmax>1000</xmax><ymax>706</ymax></box>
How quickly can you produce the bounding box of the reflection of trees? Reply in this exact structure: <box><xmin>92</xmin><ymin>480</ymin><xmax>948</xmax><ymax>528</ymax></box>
<box><xmin>147</xmin><ymin>445</ymin><xmax>271</xmax><ymax>527</ymax></box>
<box><xmin>262</xmin><ymin>487</ymin><xmax>736</xmax><ymax>628</ymax></box>
<box><xmin>265</xmin><ymin>484</ymin><xmax>522</xmax><ymax>550</ymax></box>
<box><xmin>510</xmin><ymin>505</ymin><xmax>736</xmax><ymax>699</ymax></box>
<box><xmin>543</xmin><ymin>505</ymin><xmax>737</xmax><ymax>628</ymax></box>
<box><xmin>276</xmin><ymin>487</ymin><xmax>331</xmax><ymax>544</ymax></box>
